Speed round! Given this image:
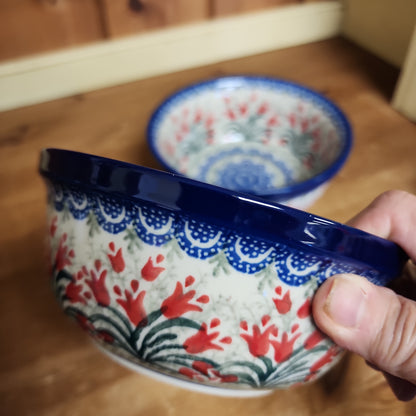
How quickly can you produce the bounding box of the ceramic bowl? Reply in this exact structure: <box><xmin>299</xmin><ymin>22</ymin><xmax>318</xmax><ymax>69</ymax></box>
<box><xmin>39</xmin><ymin>149</ymin><xmax>405</xmax><ymax>397</ymax></box>
<box><xmin>147</xmin><ymin>76</ymin><xmax>353</xmax><ymax>209</ymax></box>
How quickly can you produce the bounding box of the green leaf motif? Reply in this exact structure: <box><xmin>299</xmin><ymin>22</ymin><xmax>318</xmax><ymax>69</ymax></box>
<box><xmin>123</xmin><ymin>226</ymin><xmax>143</xmax><ymax>252</ymax></box>
<box><xmin>208</xmin><ymin>250</ymin><xmax>230</xmax><ymax>276</ymax></box>
<box><xmin>87</xmin><ymin>210</ymin><xmax>101</xmax><ymax>237</ymax></box>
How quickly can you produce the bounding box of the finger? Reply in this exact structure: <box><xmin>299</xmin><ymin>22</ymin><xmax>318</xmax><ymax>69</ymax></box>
<box><xmin>366</xmin><ymin>361</ymin><xmax>416</xmax><ymax>401</ymax></box>
<box><xmin>389</xmin><ymin>261</ymin><xmax>416</xmax><ymax>300</ymax></box>
<box><xmin>347</xmin><ymin>190</ymin><xmax>416</xmax><ymax>261</ymax></box>
<box><xmin>383</xmin><ymin>373</ymin><xmax>416</xmax><ymax>401</ymax></box>
<box><xmin>312</xmin><ymin>274</ymin><xmax>416</xmax><ymax>387</ymax></box>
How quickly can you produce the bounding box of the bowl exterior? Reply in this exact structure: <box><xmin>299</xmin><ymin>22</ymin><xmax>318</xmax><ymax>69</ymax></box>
<box><xmin>274</xmin><ymin>183</ymin><xmax>328</xmax><ymax>210</ymax></box>
<box><xmin>44</xmin><ymin>179</ymin><xmax>389</xmax><ymax>394</ymax></box>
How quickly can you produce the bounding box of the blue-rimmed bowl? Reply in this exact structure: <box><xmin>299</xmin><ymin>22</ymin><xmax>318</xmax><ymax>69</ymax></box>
<box><xmin>39</xmin><ymin>149</ymin><xmax>405</xmax><ymax>397</ymax></box>
<box><xmin>147</xmin><ymin>76</ymin><xmax>353</xmax><ymax>209</ymax></box>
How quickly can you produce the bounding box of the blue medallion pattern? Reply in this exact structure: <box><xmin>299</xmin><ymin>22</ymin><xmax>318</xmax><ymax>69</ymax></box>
<box><xmin>225</xmin><ymin>234</ymin><xmax>276</xmax><ymax>274</ymax></box>
<box><xmin>50</xmin><ymin>183</ymin><xmax>66</xmax><ymax>212</ymax></box>
<box><xmin>67</xmin><ymin>189</ymin><xmax>91</xmax><ymax>220</ymax></box>
<box><xmin>134</xmin><ymin>205</ymin><xmax>176</xmax><ymax>246</ymax></box>
<box><xmin>216</xmin><ymin>160</ymin><xmax>275</xmax><ymax>193</ymax></box>
<box><xmin>93</xmin><ymin>194</ymin><xmax>133</xmax><ymax>234</ymax></box>
<box><xmin>176</xmin><ymin>218</ymin><xmax>227</xmax><ymax>259</ymax></box>
<box><xmin>274</xmin><ymin>249</ymin><xmax>329</xmax><ymax>286</ymax></box>
<box><xmin>196</xmin><ymin>147</ymin><xmax>293</xmax><ymax>194</ymax></box>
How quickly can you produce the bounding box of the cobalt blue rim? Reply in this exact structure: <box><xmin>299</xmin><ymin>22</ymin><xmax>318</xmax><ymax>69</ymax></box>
<box><xmin>146</xmin><ymin>75</ymin><xmax>353</xmax><ymax>199</ymax></box>
<box><xmin>39</xmin><ymin>148</ymin><xmax>407</xmax><ymax>281</ymax></box>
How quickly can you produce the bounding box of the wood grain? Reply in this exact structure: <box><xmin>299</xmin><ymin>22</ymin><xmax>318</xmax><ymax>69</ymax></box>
<box><xmin>0</xmin><ymin>0</ymin><xmax>105</xmax><ymax>61</ymax></box>
<box><xmin>100</xmin><ymin>0</ymin><xmax>210</xmax><ymax>37</ymax></box>
<box><xmin>0</xmin><ymin>38</ymin><xmax>415</xmax><ymax>415</ymax></box>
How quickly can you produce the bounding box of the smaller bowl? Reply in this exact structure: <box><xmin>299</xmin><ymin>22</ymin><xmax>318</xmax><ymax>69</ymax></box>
<box><xmin>147</xmin><ymin>76</ymin><xmax>352</xmax><ymax>209</ymax></box>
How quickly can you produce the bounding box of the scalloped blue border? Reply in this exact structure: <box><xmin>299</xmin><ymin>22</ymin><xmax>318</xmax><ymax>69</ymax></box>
<box><xmin>39</xmin><ymin>149</ymin><xmax>407</xmax><ymax>282</ymax></box>
<box><xmin>146</xmin><ymin>76</ymin><xmax>353</xmax><ymax>199</ymax></box>
<box><xmin>48</xmin><ymin>183</ymin><xmax>390</xmax><ymax>286</ymax></box>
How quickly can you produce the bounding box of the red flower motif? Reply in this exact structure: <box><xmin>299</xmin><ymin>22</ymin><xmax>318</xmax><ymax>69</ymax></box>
<box><xmin>297</xmin><ymin>298</ymin><xmax>311</xmax><ymax>319</ymax></box>
<box><xmin>65</xmin><ymin>280</ymin><xmax>86</xmax><ymax>305</ymax></box>
<box><xmin>239</xmin><ymin>103</ymin><xmax>248</xmax><ymax>116</ymax></box>
<box><xmin>75</xmin><ymin>313</ymin><xmax>95</xmax><ymax>332</ymax></box>
<box><xmin>205</xmin><ymin>114</ymin><xmax>214</xmax><ymax>129</ymax></box>
<box><xmin>309</xmin><ymin>346</ymin><xmax>339</xmax><ymax>373</ymax></box>
<box><xmin>179</xmin><ymin>361</ymin><xmax>238</xmax><ymax>384</ymax></box>
<box><xmin>300</xmin><ymin>118</ymin><xmax>309</xmax><ymax>133</ymax></box>
<box><xmin>181</xmin><ymin>122</ymin><xmax>189</xmax><ymax>134</ymax></box>
<box><xmin>194</xmin><ymin>109</ymin><xmax>202</xmax><ymax>123</ymax></box>
<box><xmin>257</xmin><ymin>102</ymin><xmax>269</xmax><ymax>115</ymax></box>
<box><xmin>311</xmin><ymin>133</ymin><xmax>321</xmax><ymax>151</ymax></box>
<box><xmin>267</xmin><ymin>115</ymin><xmax>279</xmax><ymax>127</ymax></box>
<box><xmin>184</xmin><ymin>319</ymin><xmax>231</xmax><ymax>354</ymax></box>
<box><xmin>226</xmin><ymin>108</ymin><xmax>236</xmax><ymax>120</ymax></box>
<box><xmin>114</xmin><ymin>282</ymin><xmax>147</xmax><ymax>327</ymax></box>
<box><xmin>240</xmin><ymin>315</ymin><xmax>278</xmax><ymax>357</ymax></box>
<box><xmin>107</xmin><ymin>242</ymin><xmax>125</xmax><ymax>273</ymax></box>
<box><xmin>85</xmin><ymin>260</ymin><xmax>110</xmax><ymax>306</ymax></box>
<box><xmin>303</xmin><ymin>154</ymin><xmax>314</xmax><ymax>169</ymax></box>
<box><xmin>288</xmin><ymin>113</ymin><xmax>297</xmax><ymax>128</ymax></box>
<box><xmin>141</xmin><ymin>255</ymin><xmax>165</xmax><ymax>282</ymax></box>
<box><xmin>304</xmin><ymin>329</ymin><xmax>326</xmax><ymax>350</ymax></box>
<box><xmin>164</xmin><ymin>142</ymin><xmax>176</xmax><ymax>156</ymax></box>
<box><xmin>270</xmin><ymin>331</ymin><xmax>301</xmax><ymax>363</ymax></box>
<box><xmin>50</xmin><ymin>216</ymin><xmax>58</xmax><ymax>237</ymax></box>
<box><xmin>95</xmin><ymin>330</ymin><xmax>115</xmax><ymax>343</ymax></box>
<box><xmin>161</xmin><ymin>279</ymin><xmax>206</xmax><ymax>319</ymax></box>
<box><xmin>55</xmin><ymin>233</ymin><xmax>75</xmax><ymax>271</ymax></box>
<box><xmin>273</xmin><ymin>286</ymin><xmax>292</xmax><ymax>315</ymax></box>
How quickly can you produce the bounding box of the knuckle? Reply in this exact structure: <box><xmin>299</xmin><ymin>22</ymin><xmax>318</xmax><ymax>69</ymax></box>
<box><xmin>371</xmin><ymin>296</ymin><xmax>416</xmax><ymax>383</ymax></box>
<box><xmin>373</xmin><ymin>190</ymin><xmax>410</xmax><ymax>208</ymax></box>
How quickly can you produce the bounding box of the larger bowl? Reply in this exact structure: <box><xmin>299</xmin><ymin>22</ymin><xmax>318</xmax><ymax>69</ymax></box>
<box><xmin>39</xmin><ymin>149</ymin><xmax>405</xmax><ymax>397</ymax></box>
<box><xmin>147</xmin><ymin>76</ymin><xmax>353</xmax><ymax>209</ymax></box>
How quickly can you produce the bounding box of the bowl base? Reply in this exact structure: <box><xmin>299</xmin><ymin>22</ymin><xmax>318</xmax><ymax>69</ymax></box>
<box><xmin>93</xmin><ymin>340</ymin><xmax>273</xmax><ymax>398</ymax></box>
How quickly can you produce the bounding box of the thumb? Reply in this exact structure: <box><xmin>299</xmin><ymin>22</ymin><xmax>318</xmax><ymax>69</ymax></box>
<box><xmin>313</xmin><ymin>274</ymin><xmax>416</xmax><ymax>385</ymax></box>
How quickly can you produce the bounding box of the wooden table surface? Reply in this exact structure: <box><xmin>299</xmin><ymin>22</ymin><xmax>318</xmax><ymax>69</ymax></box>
<box><xmin>1</xmin><ymin>37</ymin><xmax>415</xmax><ymax>416</ymax></box>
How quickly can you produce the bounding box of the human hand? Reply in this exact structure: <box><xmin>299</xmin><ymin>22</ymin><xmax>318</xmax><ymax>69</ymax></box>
<box><xmin>312</xmin><ymin>190</ymin><xmax>416</xmax><ymax>401</ymax></box>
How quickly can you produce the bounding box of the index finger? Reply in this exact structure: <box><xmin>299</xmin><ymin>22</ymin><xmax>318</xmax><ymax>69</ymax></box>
<box><xmin>347</xmin><ymin>190</ymin><xmax>416</xmax><ymax>262</ymax></box>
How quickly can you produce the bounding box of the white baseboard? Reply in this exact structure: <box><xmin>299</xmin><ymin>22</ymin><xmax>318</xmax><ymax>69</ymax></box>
<box><xmin>392</xmin><ymin>25</ymin><xmax>416</xmax><ymax>121</ymax></box>
<box><xmin>0</xmin><ymin>1</ymin><xmax>343</xmax><ymax>112</ymax></box>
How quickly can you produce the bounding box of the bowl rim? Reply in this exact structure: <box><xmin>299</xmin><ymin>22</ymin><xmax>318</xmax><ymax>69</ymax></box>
<box><xmin>146</xmin><ymin>75</ymin><xmax>353</xmax><ymax>199</ymax></box>
<box><xmin>39</xmin><ymin>148</ymin><xmax>406</xmax><ymax>282</ymax></box>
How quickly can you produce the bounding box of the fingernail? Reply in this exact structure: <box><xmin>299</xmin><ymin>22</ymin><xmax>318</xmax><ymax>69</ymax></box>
<box><xmin>324</xmin><ymin>276</ymin><xmax>367</xmax><ymax>328</ymax></box>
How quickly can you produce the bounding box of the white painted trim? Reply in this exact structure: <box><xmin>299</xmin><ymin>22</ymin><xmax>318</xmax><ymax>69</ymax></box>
<box><xmin>0</xmin><ymin>2</ymin><xmax>343</xmax><ymax>112</ymax></box>
<box><xmin>392</xmin><ymin>24</ymin><xmax>416</xmax><ymax>121</ymax></box>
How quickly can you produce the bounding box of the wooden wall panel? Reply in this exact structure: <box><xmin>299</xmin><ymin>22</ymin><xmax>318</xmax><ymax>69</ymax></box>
<box><xmin>100</xmin><ymin>0</ymin><xmax>210</xmax><ymax>38</ymax></box>
<box><xmin>212</xmin><ymin>0</ymin><xmax>333</xmax><ymax>17</ymax></box>
<box><xmin>0</xmin><ymin>0</ymin><xmax>335</xmax><ymax>62</ymax></box>
<box><xmin>0</xmin><ymin>0</ymin><xmax>105</xmax><ymax>61</ymax></box>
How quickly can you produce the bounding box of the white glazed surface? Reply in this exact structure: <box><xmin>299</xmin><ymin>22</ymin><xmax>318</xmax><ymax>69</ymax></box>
<box><xmin>45</xmin><ymin>181</ymin><xmax>384</xmax><ymax>395</ymax></box>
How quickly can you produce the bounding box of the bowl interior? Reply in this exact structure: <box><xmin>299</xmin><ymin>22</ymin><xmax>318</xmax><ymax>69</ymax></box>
<box><xmin>148</xmin><ymin>77</ymin><xmax>351</xmax><ymax>196</ymax></box>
